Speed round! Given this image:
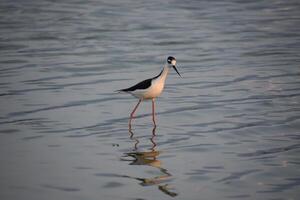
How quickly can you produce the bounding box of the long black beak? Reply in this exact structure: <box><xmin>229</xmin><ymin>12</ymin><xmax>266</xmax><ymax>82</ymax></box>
<box><xmin>172</xmin><ymin>65</ymin><xmax>181</xmax><ymax>77</ymax></box>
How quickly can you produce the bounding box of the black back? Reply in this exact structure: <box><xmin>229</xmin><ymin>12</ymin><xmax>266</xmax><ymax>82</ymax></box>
<box><xmin>120</xmin><ymin>78</ymin><xmax>152</xmax><ymax>92</ymax></box>
<box><xmin>120</xmin><ymin>69</ymin><xmax>163</xmax><ymax>92</ymax></box>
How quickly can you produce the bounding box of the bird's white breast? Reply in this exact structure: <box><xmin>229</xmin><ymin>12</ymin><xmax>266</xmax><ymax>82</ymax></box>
<box><xmin>143</xmin><ymin>67</ymin><xmax>169</xmax><ymax>99</ymax></box>
<box><xmin>142</xmin><ymin>78</ymin><xmax>165</xmax><ymax>99</ymax></box>
<box><xmin>130</xmin><ymin>66</ymin><xmax>169</xmax><ymax>99</ymax></box>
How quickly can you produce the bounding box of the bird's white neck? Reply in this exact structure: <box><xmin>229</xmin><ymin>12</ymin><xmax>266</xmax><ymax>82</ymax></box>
<box><xmin>152</xmin><ymin>65</ymin><xmax>169</xmax><ymax>85</ymax></box>
<box><xmin>160</xmin><ymin>65</ymin><xmax>170</xmax><ymax>80</ymax></box>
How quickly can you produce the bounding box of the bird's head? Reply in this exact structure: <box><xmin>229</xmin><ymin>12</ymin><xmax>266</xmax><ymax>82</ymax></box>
<box><xmin>167</xmin><ymin>56</ymin><xmax>181</xmax><ymax>77</ymax></box>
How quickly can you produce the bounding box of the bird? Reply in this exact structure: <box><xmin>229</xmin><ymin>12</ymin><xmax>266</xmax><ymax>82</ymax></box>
<box><xmin>118</xmin><ymin>56</ymin><xmax>181</xmax><ymax>127</ymax></box>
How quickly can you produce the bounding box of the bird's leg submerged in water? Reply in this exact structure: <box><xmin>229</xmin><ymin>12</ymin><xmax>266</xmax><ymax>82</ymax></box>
<box><xmin>129</xmin><ymin>99</ymin><xmax>142</xmax><ymax>127</ymax></box>
<box><xmin>152</xmin><ymin>98</ymin><xmax>156</xmax><ymax>126</ymax></box>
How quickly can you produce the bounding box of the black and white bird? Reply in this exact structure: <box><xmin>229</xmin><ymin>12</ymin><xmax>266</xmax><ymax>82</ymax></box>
<box><xmin>118</xmin><ymin>56</ymin><xmax>181</xmax><ymax>126</ymax></box>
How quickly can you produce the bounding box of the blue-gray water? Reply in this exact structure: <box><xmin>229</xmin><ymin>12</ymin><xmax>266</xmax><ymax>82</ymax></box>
<box><xmin>1</xmin><ymin>0</ymin><xmax>300</xmax><ymax>199</ymax></box>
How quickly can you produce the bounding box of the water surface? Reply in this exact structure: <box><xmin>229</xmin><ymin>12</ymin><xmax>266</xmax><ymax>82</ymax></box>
<box><xmin>1</xmin><ymin>0</ymin><xmax>300</xmax><ymax>199</ymax></box>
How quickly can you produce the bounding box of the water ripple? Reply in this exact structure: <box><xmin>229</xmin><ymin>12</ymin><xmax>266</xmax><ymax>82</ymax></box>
<box><xmin>217</xmin><ymin>169</ymin><xmax>261</xmax><ymax>184</ymax></box>
<box><xmin>7</xmin><ymin>95</ymin><xmax>119</xmax><ymax>118</ymax></box>
<box><xmin>41</xmin><ymin>184</ymin><xmax>80</xmax><ymax>192</ymax></box>
<box><xmin>238</xmin><ymin>144</ymin><xmax>300</xmax><ymax>158</ymax></box>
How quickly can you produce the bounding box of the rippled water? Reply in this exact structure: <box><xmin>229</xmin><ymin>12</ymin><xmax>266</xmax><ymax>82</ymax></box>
<box><xmin>1</xmin><ymin>0</ymin><xmax>300</xmax><ymax>199</ymax></box>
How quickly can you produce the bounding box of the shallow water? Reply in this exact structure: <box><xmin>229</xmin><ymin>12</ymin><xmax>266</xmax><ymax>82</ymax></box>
<box><xmin>1</xmin><ymin>0</ymin><xmax>300</xmax><ymax>199</ymax></box>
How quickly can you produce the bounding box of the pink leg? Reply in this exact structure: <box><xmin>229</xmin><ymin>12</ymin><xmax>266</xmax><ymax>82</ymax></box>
<box><xmin>152</xmin><ymin>98</ymin><xmax>156</xmax><ymax>126</ymax></box>
<box><xmin>129</xmin><ymin>99</ymin><xmax>142</xmax><ymax>127</ymax></box>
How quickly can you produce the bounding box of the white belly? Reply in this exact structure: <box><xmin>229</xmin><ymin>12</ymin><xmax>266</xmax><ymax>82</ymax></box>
<box><xmin>143</xmin><ymin>81</ymin><xmax>164</xmax><ymax>99</ymax></box>
<box><xmin>130</xmin><ymin>66</ymin><xmax>169</xmax><ymax>99</ymax></box>
<box><xmin>131</xmin><ymin>78</ymin><xmax>165</xmax><ymax>99</ymax></box>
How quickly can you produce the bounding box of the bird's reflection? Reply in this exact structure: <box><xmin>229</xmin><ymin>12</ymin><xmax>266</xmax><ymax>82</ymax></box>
<box><xmin>121</xmin><ymin>126</ymin><xmax>177</xmax><ymax>197</ymax></box>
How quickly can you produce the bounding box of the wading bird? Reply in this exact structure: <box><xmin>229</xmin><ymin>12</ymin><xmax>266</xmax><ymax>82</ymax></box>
<box><xmin>118</xmin><ymin>56</ymin><xmax>181</xmax><ymax>127</ymax></box>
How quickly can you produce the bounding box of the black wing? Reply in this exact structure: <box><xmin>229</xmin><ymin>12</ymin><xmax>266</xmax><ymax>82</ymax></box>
<box><xmin>120</xmin><ymin>78</ymin><xmax>152</xmax><ymax>92</ymax></box>
<box><xmin>118</xmin><ymin>69</ymin><xmax>163</xmax><ymax>92</ymax></box>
